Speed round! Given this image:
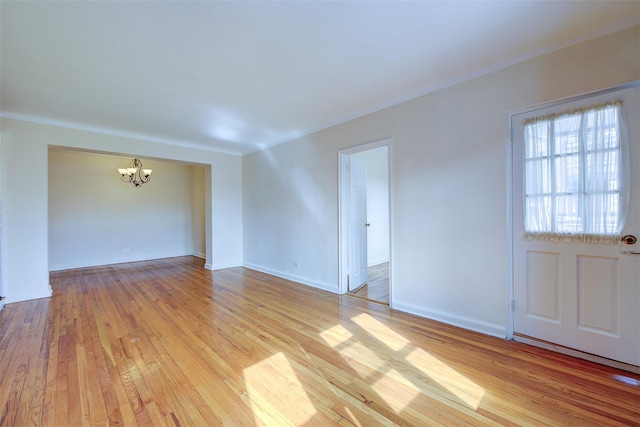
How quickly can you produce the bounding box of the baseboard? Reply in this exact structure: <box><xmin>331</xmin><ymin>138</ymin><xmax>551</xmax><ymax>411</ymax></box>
<box><xmin>207</xmin><ymin>261</ymin><xmax>242</xmax><ymax>271</ymax></box>
<box><xmin>514</xmin><ymin>334</ymin><xmax>640</xmax><ymax>374</ymax></box>
<box><xmin>49</xmin><ymin>251</ymin><xmax>195</xmax><ymax>272</ymax></box>
<box><xmin>2</xmin><ymin>288</ymin><xmax>53</xmax><ymax>305</ymax></box>
<box><xmin>243</xmin><ymin>262</ymin><xmax>338</xmax><ymax>294</ymax></box>
<box><xmin>393</xmin><ymin>301</ymin><xmax>507</xmax><ymax>339</ymax></box>
<box><xmin>192</xmin><ymin>251</ymin><xmax>206</xmax><ymax>260</ymax></box>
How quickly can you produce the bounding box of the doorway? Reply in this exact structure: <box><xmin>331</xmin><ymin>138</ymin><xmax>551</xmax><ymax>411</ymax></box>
<box><xmin>339</xmin><ymin>139</ymin><xmax>391</xmax><ymax>305</ymax></box>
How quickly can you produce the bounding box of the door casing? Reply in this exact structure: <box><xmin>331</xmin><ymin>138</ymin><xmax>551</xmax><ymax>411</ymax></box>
<box><xmin>338</xmin><ymin>139</ymin><xmax>392</xmax><ymax>303</ymax></box>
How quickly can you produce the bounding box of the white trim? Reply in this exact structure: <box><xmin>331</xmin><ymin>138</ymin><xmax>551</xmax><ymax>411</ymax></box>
<box><xmin>243</xmin><ymin>262</ymin><xmax>338</xmax><ymax>293</ymax></box>
<box><xmin>394</xmin><ymin>301</ymin><xmax>508</xmax><ymax>339</ymax></box>
<box><xmin>507</xmin><ymin>80</ymin><xmax>639</xmax><ymax>118</ymax></box>
<box><xmin>505</xmin><ymin>112</ymin><xmax>515</xmax><ymax>339</ymax></box>
<box><xmin>208</xmin><ymin>261</ymin><xmax>243</xmax><ymax>271</ymax></box>
<box><xmin>387</xmin><ymin>140</ymin><xmax>394</xmax><ymax>309</ymax></box>
<box><xmin>338</xmin><ymin>152</ymin><xmax>349</xmax><ymax>295</ymax></box>
<box><xmin>2</xmin><ymin>288</ymin><xmax>52</xmax><ymax>305</ymax></box>
<box><xmin>338</xmin><ymin>139</ymin><xmax>393</xmax><ymax>305</ymax></box>
<box><xmin>0</xmin><ymin>112</ymin><xmax>242</xmax><ymax>156</ymax></box>
<box><xmin>48</xmin><ymin>251</ymin><xmax>196</xmax><ymax>272</ymax></box>
<box><xmin>192</xmin><ymin>251</ymin><xmax>206</xmax><ymax>260</ymax></box>
<box><xmin>514</xmin><ymin>335</ymin><xmax>640</xmax><ymax>374</ymax></box>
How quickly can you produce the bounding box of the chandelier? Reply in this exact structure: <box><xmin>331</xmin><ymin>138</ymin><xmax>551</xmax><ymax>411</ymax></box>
<box><xmin>117</xmin><ymin>158</ymin><xmax>152</xmax><ymax>187</ymax></box>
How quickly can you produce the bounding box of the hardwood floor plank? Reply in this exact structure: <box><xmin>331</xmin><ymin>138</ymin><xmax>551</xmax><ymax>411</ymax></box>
<box><xmin>1</xmin><ymin>256</ymin><xmax>638</xmax><ymax>426</ymax></box>
<box><xmin>349</xmin><ymin>262</ymin><xmax>389</xmax><ymax>304</ymax></box>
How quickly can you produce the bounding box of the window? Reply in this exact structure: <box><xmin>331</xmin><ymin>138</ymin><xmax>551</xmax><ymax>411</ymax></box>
<box><xmin>523</xmin><ymin>100</ymin><xmax>627</xmax><ymax>243</ymax></box>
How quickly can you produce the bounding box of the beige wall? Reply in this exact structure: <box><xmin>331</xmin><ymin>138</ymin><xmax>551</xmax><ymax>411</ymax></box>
<box><xmin>243</xmin><ymin>25</ymin><xmax>640</xmax><ymax>336</ymax></box>
<box><xmin>49</xmin><ymin>151</ymin><xmax>202</xmax><ymax>270</ymax></box>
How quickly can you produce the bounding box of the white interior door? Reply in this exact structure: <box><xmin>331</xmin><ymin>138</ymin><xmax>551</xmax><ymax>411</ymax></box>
<box><xmin>349</xmin><ymin>156</ymin><xmax>368</xmax><ymax>291</ymax></box>
<box><xmin>512</xmin><ymin>84</ymin><xmax>640</xmax><ymax>367</ymax></box>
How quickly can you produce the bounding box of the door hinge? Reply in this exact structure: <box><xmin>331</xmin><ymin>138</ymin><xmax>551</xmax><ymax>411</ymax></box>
<box><xmin>511</xmin><ymin>300</ymin><xmax>516</xmax><ymax>311</ymax></box>
<box><xmin>508</xmin><ymin>128</ymin><xmax>513</xmax><ymax>142</ymax></box>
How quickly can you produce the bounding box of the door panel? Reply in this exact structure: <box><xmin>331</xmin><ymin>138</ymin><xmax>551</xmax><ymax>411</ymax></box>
<box><xmin>349</xmin><ymin>156</ymin><xmax>368</xmax><ymax>291</ymax></box>
<box><xmin>577</xmin><ymin>255</ymin><xmax>619</xmax><ymax>337</ymax></box>
<box><xmin>512</xmin><ymin>84</ymin><xmax>640</xmax><ymax>366</ymax></box>
<box><xmin>526</xmin><ymin>250</ymin><xmax>561</xmax><ymax>323</ymax></box>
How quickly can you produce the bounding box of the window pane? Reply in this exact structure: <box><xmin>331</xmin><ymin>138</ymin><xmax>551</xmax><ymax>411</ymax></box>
<box><xmin>525</xmin><ymin>122</ymin><xmax>549</xmax><ymax>158</ymax></box>
<box><xmin>585</xmin><ymin>151</ymin><xmax>619</xmax><ymax>191</ymax></box>
<box><xmin>555</xmin><ymin>194</ymin><xmax>581</xmax><ymax>233</ymax></box>
<box><xmin>555</xmin><ymin>155</ymin><xmax>579</xmax><ymax>193</ymax></box>
<box><xmin>585</xmin><ymin>192</ymin><xmax>619</xmax><ymax>234</ymax></box>
<box><xmin>554</xmin><ymin>115</ymin><xmax>580</xmax><ymax>155</ymax></box>
<box><xmin>584</xmin><ymin>106</ymin><xmax>619</xmax><ymax>151</ymax></box>
<box><xmin>525</xmin><ymin>195</ymin><xmax>551</xmax><ymax>232</ymax></box>
<box><xmin>525</xmin><ymin>159</ymin><xmax>551</xmax><ymax>195</ymax></box>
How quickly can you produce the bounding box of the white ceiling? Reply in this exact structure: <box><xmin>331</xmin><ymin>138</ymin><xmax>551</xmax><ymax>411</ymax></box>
<box><xmin>1</xmin><ymin>1</ymin><xmax>638</xmax><ymax>155</ymax></box>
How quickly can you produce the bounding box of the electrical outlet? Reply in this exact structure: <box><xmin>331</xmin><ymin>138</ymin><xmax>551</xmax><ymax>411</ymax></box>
<box><xmin>293</xmin><ymin>261</ymin><xmax>299</xmax><ymax>268</ymax></box>
<box><xmin>123</xmin><ymin>248</ymin><xmax>131</xmax><ymax>253</ymax></box>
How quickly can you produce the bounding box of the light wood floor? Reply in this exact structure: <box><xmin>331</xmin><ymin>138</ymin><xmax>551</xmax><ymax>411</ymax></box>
<box><xmin>349</xmin><ymin>262</ymin><xmax>389</xmax><ymax>304</ymax></box>
<box><xmin>1</xmin><ymin>256</ymin><xmax>638</xmax><ymax>426</ymax></box>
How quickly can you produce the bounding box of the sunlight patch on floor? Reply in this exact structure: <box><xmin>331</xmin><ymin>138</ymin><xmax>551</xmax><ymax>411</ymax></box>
<box><xmin>319</xmin><ymin>312</ymin><xmax>487</xmax><ymax>414</ymax></box>
<box><xmin>406</xmin><ymin>347</ymin><xmax>485</xmax><ymax>409</ymax></box>
<box><xmin>371</xmin><ymin>368</ymin><xmax>422</xmax><ymax>412</ymax></box>
<box><xmin>319</xmin><ymin>323</ymin><xmax>354</xmax><ymax>347</ymax></box>
<box><xmin>243</xmin><ymin>352</ymin><xmax>317</xmax><ymax>426</ymax></box>
<box><xmin>351</xmin><ymin>313</ymin><xmax>410</xmax><ymax>351</ymax></box>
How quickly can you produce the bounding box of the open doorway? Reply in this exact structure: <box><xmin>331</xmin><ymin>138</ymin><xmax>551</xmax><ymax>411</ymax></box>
<box><xmin>339</xmin><ymin>139</ymin><xmax>391</xmax><ymax>305</ymax></box>
<box><xmin>47</xmin><ymin>150</ymin><xmax>208</xmax><ymax>272</ymax></box>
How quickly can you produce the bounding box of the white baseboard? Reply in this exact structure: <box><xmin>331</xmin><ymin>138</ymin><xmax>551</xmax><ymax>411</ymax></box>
<box><xmin>3</xmin><ymin>288</ymin><xmax>53</xmax><ymax>305</ymax></box>
<box><xmin>514</xmin><ymin>335</ymin><xmax>640</xmax><ymax>374</ymax></box>
<box><xmin>49</xmin><ymin>251</ymin><xmax>195</xmax><ymax>272</ymax></box>
<box><xmin>243</xmin><ymin>262</ymin><xmax>338</xmax><ymax>294</ymax></box>
<box><xmin>207</xmin><ymin>261</ymin><xmax>242</xmax><ymax>271</ymax></box>
<box><xmin>393</xmin><ymin>301</ymin><xmax>507</xmax><ymax>339</ymax></box>
<box><xmin>192</xmin><ymin>251</ymin><xmax>206</xmax><ymax>259</ymax></box>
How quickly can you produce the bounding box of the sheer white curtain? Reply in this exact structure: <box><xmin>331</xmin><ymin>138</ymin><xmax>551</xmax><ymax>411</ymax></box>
<box><xmin>523</xmin><ymin>100</ymin><xmax>628</xmax><ymax>243</ymax></box>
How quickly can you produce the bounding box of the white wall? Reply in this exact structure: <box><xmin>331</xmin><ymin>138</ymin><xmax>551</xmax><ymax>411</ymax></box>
<box><xmin>352</xmin><ymin>147</ymin><xmax>389</xmax><ymax>266</ymax></box>
<box><xmin>0</xmin><ymin>118</ymin><xmax>243</xmax><ymax>304</ymax></box>
<box><xmin>49</xmin><ymin>151</ymin><xmax>199</xmax><ymax>270</ymax></box>
<box><xmin>191</xmin><ymin>165</ymin><xmax>206</xmax><ymax>259</ymax></box>
<box><xmin>243</xmin><ymin>140</ymin><xmax>337</xmax><ymax>291</ymax></box>
<box><xmin>243</xmin><ymin>25</ymin><xmax>640</xmax><ymax>338</ymax></box>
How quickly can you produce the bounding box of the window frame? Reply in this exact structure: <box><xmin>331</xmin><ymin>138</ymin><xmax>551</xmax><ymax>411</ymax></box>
<box><xmin>522</xmin><ymin>100</ymin><xmax>627</xmax><ymax>243</ymax></box>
